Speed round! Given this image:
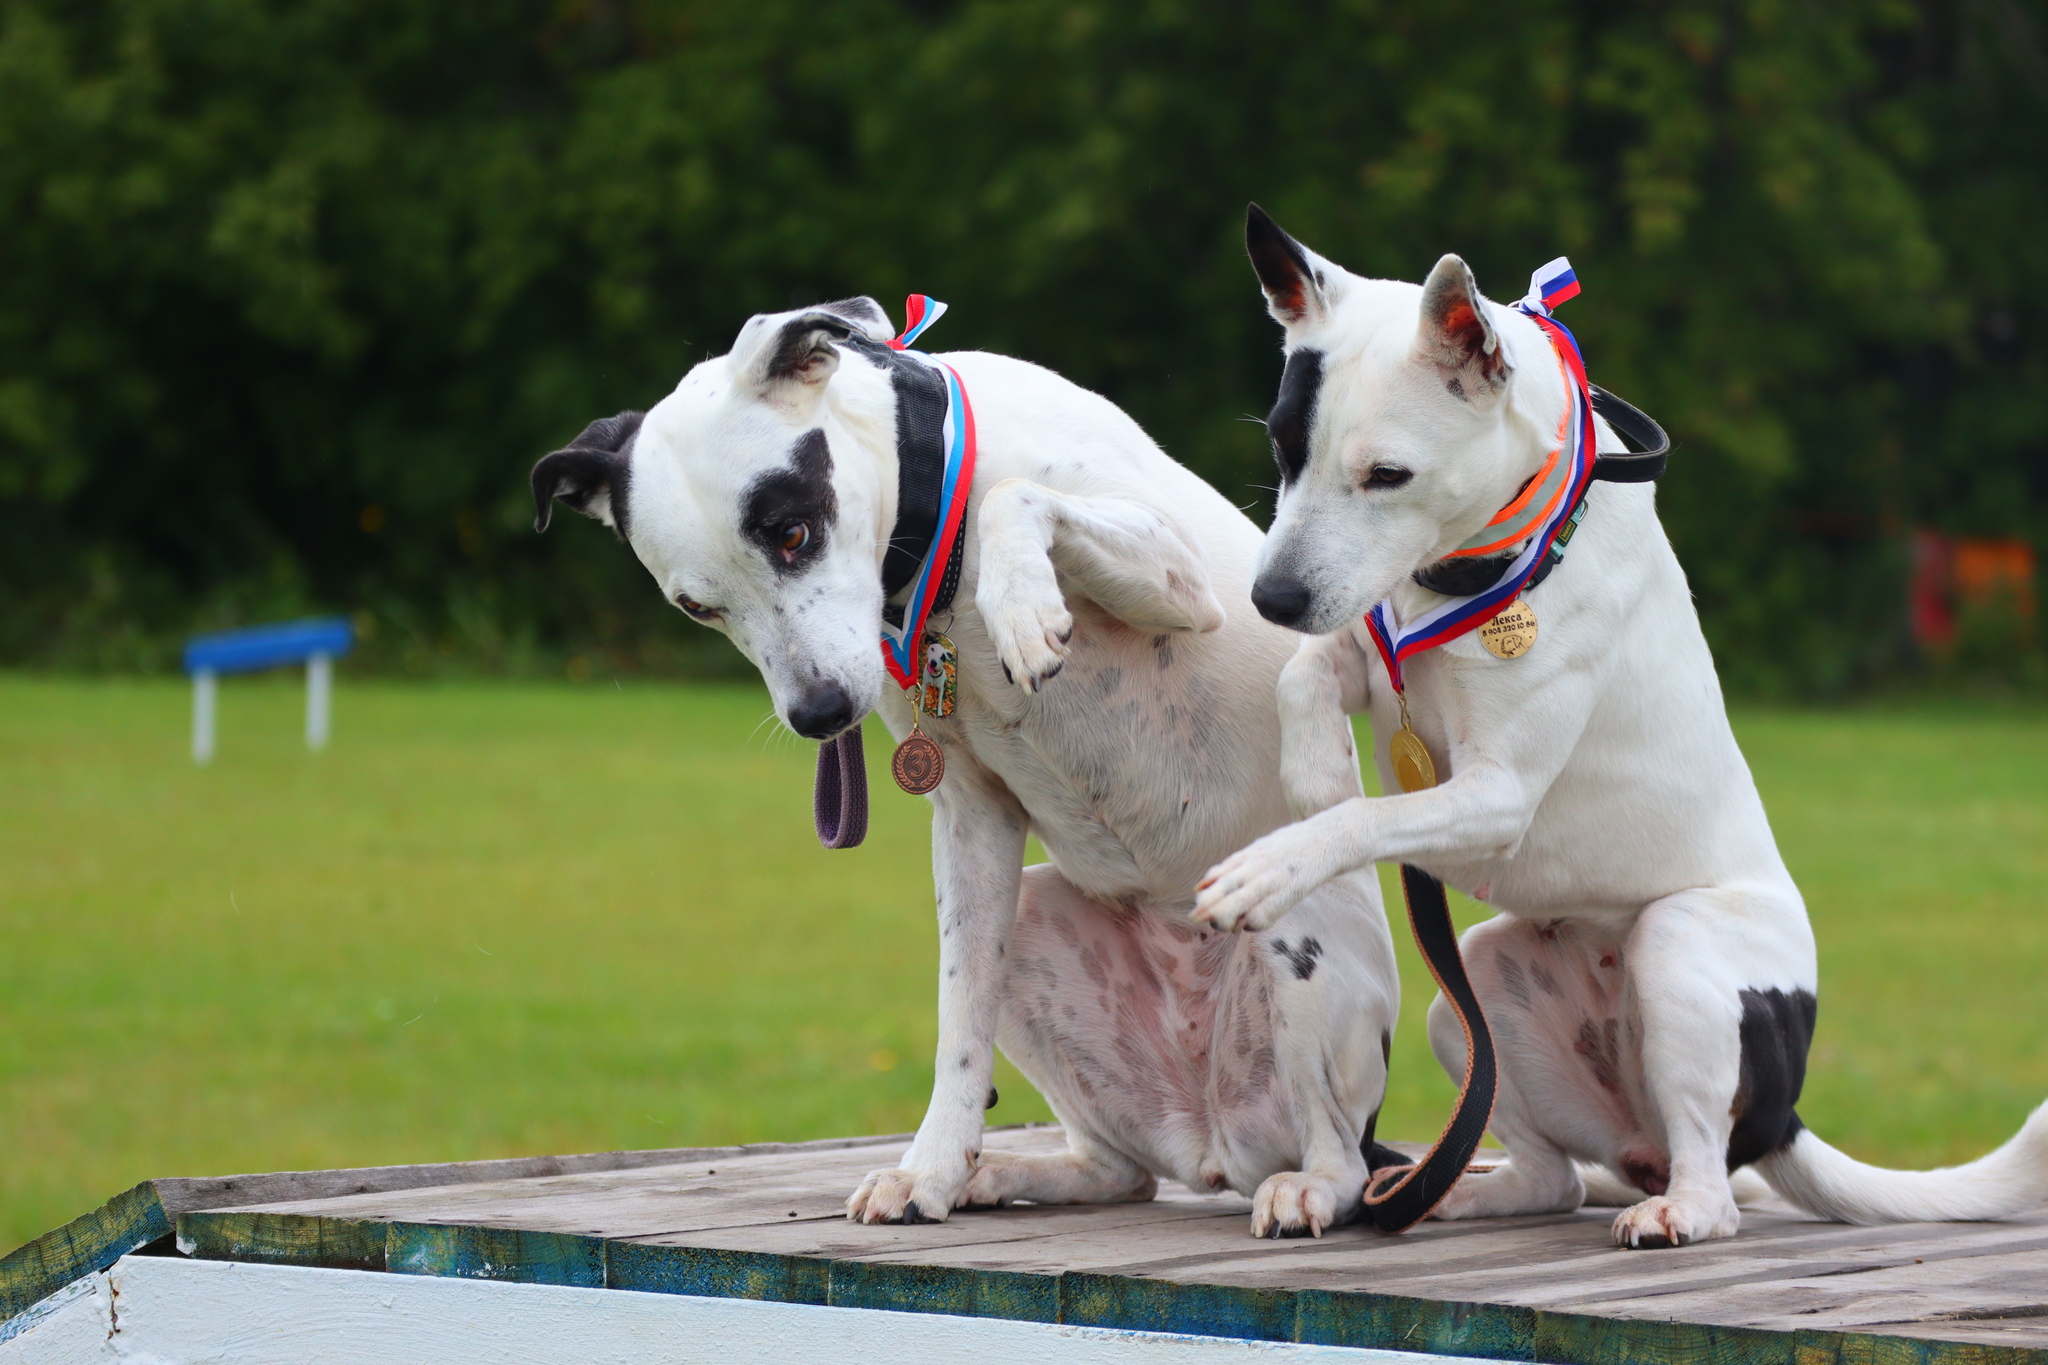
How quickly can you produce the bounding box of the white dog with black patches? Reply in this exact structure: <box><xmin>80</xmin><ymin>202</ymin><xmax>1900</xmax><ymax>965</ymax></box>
<box><xmin>531</xmin><ymin>297</ymin><xmax>1401</xmax><ymax>1237</ymax></box>
<box><xmin>1192</xmin><ymin>207</ymin><xmax>2048</xmax><ymax>1247</ymax></box>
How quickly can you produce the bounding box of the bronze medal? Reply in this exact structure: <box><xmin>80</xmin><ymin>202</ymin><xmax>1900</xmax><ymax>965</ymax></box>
<box><xmin>1478</xmin><ymin>597</ymin><xmax>1539</xmax><ymax>660</ymax></box>
<box><xmin>891</xmin><ymin>729</ymin><xmax>945</xmax><ymax>794</ymax></box>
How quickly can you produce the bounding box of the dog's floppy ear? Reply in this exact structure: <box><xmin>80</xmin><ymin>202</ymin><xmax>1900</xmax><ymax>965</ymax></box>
<box><xmin>1246</xmin><ymin>204</ymin><xmax>1335</xmax><ymax>328</ymax></box>
<box><xmin>731</xmin><ymin>309</ymin><xmax>862</xmax><ymax>397</ymax></box>
<box><xmin>531</xmin><ymin>410</ymin><xmax>643</xmax><ymax>536</ymax></box>
<box><xmin>1416</xmin><ymin>253</ymin><xmax>1512</xmax><ymax>395</ymax></box>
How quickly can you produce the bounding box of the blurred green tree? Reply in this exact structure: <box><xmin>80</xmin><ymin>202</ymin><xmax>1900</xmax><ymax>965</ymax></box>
<box><xmin>0</xmin><ymin>0</ymin><xmax>2040</xmax><ymax>692</ymax></box>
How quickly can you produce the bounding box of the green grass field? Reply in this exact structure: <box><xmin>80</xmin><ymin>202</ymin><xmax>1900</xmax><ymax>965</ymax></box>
<box><xmin>4</xmin><ymin>676</ymin><xmax>2045</xmax><ymax>1256</ymax></box>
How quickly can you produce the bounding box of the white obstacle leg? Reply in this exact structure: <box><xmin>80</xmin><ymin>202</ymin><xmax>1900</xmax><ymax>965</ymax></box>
<box><xmin>192</xmin><ymin>669</ymin><xmax>217</xmax><ymax>765</ymax></box>
<box><xmin>306</xmin><ymin>653</ymin><xmax>331</xmax><ymax>751</ymax></box>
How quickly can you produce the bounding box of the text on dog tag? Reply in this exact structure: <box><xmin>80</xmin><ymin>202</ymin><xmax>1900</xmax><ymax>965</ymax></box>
<box><xmin>1479</xmin><ymin>597</ymin><xmax>1539</xmax><ymax>660</ymax></box>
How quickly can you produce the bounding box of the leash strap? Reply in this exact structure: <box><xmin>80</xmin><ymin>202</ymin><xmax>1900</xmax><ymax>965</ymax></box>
<box><xmin>1363</xmin><ymin>865</ymin><xmax>1499</xmax><ymax>1231</ymax></box>
<box><xmin>813</xmin><ymin>296</ymin><xmax>976</xmax><ymax>849</ymax></box>
<box><xmin>814</xmin><ymin>726</ymin><xmax>869</xmax><ymax>849</ymax></box>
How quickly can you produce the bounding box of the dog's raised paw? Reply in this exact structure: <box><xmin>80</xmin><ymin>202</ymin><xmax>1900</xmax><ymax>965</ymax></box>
<box><xmin>847</xmin><ymin>1168</ymin><xmax>954</xmax><ymax>1225</ymax></box>
<box><xmin>1251</xmin><ymin>1171</ymin><xmax>1340</xmax><ymax>1239</ymax></box>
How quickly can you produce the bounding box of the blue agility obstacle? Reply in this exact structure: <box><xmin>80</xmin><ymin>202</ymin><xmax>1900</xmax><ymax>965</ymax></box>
<box><xmin>182</xmin><ymin>617</ymin><xmax>354</xmax><ymax>764</ymax></box>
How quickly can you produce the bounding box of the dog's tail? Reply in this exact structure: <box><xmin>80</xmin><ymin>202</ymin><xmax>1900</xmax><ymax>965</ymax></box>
<box><xmin>1755</xmin><ymin>1101</ymin><xmax>2048</xmax><ymax>1224</ymax></box>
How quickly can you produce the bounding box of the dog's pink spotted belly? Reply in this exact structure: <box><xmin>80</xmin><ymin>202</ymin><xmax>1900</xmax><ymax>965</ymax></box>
<box><xmin>1465</xmin><ymin>913</ymin><xmax>1666</xmax><ymax>1181</ymax></box>
<box><xmin>997</xmin><ymin>865</ymin><xmax>1294</xmax><ymax>1192</ymax></box>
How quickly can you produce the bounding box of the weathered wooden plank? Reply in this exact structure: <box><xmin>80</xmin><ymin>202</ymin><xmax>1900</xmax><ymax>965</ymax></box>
<box><xmin>606</xmin><ymin>1240</ymin><xmax>831</xmax><ymax>1305</ymax></box>
<box><xmin>179</xmin><ymin>1212</ymin><xmax>388</xmax><ymax>1273</ymax></box>
<box><xmin>3</xmin><ymin>1128</ymin><xmax>920</xmax><ymax>1329</ymax></box>
<box><xmin>1296</xmin><ymin>1288</ymin><xmax>1537</xmax><ymax>1361</ymax></box>
<box><xmin>34</xmin><ymin>1129</ymin><xmax>2048</xmax><ymax>1365</ymax></box>
<box><xmin>386</xmin><ymin>1222</ymin><xmax>607</xmax><ymax>1288</ymax></box>
<box><xmin>829</xmin><ymin>1258</ymin><xmax>1062</xmax><ymax>1323</ymax></box>
<box><xmin>1560</xmin><ymin>1248</ymin><xmax>2048</xmax><ymax>1338</ymax></box>
<box><xmin>0</xmin><ymin>1182</ymin><xmax>168</xmax><ymax>1321</ymax></box>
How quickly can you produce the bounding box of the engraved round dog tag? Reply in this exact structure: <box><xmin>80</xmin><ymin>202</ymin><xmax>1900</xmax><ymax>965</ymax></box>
<box><xmin>1390</xmin><ymin>726</ymin><xmax>1437</xmax><ymax>793</ymax></box>
<box><xmin>891</xmin><ymin>730</ymin><xmax>945</xmax><ymax>794</ymax></box>
<box><xmin>1478</xmin><ymin>597</ymin><xmax>1539</xmax><ymax>660</ymax></box>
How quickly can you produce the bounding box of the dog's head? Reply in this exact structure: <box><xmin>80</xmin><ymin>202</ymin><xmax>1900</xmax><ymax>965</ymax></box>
<box><xmin>1243</xmin><ymin>204</ymin><xmax>1549</xmax><ymax>635</ymax></box>
<box><xmin>531</xmin><ymin>297</ymin><xmax>903</xmax><ymax>738</ymax></box>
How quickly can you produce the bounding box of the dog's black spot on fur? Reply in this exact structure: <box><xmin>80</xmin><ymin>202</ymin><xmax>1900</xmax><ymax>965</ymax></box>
<box><xmin>1498</xmin><ymin>956</ymin><xmax>1532</xmax><ymax>1007</ymax></box>
<box><xmin>1447</xmin><ymin>376</ymin><xmax>1467</xmax><ymax>401</ymax></box>
<box><xmin>530</xmin><ymin>410</ymin><xmax>644</xmax><ymax>539</ymax></box>
<box><xmin>985</xmin><ymin>1087</ymin><xmax>999</xmax><ymax>1110</ymax></box>
<box><xmin>1274</xmin><ymin>935</ymin><xmax>1322</xmax><ymax>981</ymax></box>
<box><xmin>1266</xmin><ymin>349</ymin><xmax>1324</xmax><ymax>485</ymax></box>
<box><xmin>741</xmin><ymin>428</ymin><xmax>837</xmax><ymax>573</ymax></box>
<box><xmin>1727</xmin><ymin>987</ymin><xmax>1816</xmax><ymax>1169</ymax></box>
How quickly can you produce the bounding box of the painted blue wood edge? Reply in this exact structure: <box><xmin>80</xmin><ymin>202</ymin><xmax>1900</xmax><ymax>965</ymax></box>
<box><xmin>183</xmin><ymin>617</ymin><xmax>353</xmax><ymax>675</ymax></box>
<box><xmin>167</xmin><ymin>1213</ymin><xmax>2048</xmax><ymax>1365</ymax></box>
<box><xmin>0</xmin><ymin>1183</ymin><xmax>170</xmax><ymax>1324</ymax></box>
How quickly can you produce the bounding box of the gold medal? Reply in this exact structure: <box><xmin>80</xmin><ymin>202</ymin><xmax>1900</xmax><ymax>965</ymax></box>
<box><xmin>1390</xmin><ymin>693</ymin><xmax>1437</xmax><ymax>793</ymax></box>
<box><xmin>1478</xmin><ymin>597</ymin><xmax>1539</xmax><ymax>660</ymax></box>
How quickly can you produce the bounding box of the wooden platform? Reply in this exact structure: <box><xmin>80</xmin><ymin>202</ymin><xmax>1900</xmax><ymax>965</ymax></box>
<box><xmin>8</xmin><ymin>1126</ymin><xmax>2047</xmax><ymax>1363</ymax></box>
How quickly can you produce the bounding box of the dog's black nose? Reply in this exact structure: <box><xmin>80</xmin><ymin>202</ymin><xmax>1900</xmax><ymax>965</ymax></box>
<box><xmin>1251</xmin><ymin>574</ymin><xmax>1313</xmax><ymax>629</ymax></box>
<box><xmin>787</xmin><ymin>682</ymin><xmax>857</xmax><ymax>740</ymax></box>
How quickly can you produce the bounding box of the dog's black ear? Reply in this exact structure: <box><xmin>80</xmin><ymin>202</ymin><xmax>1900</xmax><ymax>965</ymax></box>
<box><xmin>735</xmin><ymin>310</ymin><xmax>861</xmax><ymax>395</ymax></box>
<box><xmin>531</xmin><ymin>410</ymin><xmax>643</xmax><ymax>536</ymax></box>
<box><xmin>1247</xmin><ymin>204</ymin><xmax>1330</xmax><ymax>328</ymax></box>
<box><xmin>1416</xmin><ymin>253</ymin><xmax>1512</xmax><ymax>394</ymax></box>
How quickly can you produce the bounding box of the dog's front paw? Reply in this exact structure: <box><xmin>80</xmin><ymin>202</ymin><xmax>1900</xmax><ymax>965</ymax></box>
<box><xmin>1250</xmin><ymin>1171</ymin><xmax>1345</xmax><ymax>1239</ymax></box>
<box><xmin>982</xmin><ymin>587</ymin><xmax>1073</xmax><ymax>695</ymax></box>
<box><xmin>846</xmin><ymin>1167</ymin><xmax>956</xmax><ymax>1225</ymax></box>
<box><xmin>1611</xmin><ymin>1193</ymin><xmax>1737</xmax><ymax>1249</ymax></box>
<box><xmin>1192</xmin><ymin>827</ymin><xmax>1328</xmax><ymax>932</ymax></box>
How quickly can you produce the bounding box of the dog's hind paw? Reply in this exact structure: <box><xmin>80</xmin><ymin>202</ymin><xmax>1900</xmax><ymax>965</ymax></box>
<box><xmin>1611</xmin><ymin>1193</ymin><xmax>1738</xmax><ymax>1249</ymax></box>
<box><xmin>847</xmin><ymin>1167</ymin><xmax>955</xmax><ymax>1225</ymax></box>
<box><xmin>1251</xmin><ymin>1171</ymin><xmax>1345</xmax><ymax>1238</ymax></box>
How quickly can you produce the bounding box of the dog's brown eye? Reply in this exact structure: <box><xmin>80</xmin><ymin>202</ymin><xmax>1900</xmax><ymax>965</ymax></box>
<box><xmin>1365</xmin><ymin>465</ymin><xmax>1413</xmax><ymax>488</ymax></box>
<box><xmin>780</xmin><ymin>522</ymin><xmax>811</xmax><ymax>555</ymax></box>
<box><xmin>676</xmin><ymin>594</ymin><xmax>719</xmax><ymax>620</ymax></box>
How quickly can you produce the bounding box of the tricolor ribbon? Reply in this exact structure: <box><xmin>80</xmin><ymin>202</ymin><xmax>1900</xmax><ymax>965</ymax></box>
<box><xmin>878</xmin><ymin>296</ymin><xmax>977</xmax><ymax>689</ymax></box>
<box><xmin>1363</xmin><ymin>259</ymin><xmax>1595</xmax><ymax>693</ymax></box>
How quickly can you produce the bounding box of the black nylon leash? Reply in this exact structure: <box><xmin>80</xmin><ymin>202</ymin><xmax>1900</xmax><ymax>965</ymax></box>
<box><xmin>1362</xmin><ymin>867</ymin><xmax>1498</xmax><ymax>1231</ymax></box>
<box><xmin>1366</xmin><ymin>384</ymin><xmax>1670</xmax><ymax>1233</ymax></box>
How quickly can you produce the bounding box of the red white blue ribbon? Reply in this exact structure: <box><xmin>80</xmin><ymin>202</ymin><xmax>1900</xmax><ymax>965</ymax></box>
<box><xmin>879</xmin><ymin>296</ymin><xmax>977</xmax><ymax>689</ymax></box>
<box><xmin>1363</xmin><ymin>259</ymin><xmax>1595</xmax><ymax>693</ymax></box>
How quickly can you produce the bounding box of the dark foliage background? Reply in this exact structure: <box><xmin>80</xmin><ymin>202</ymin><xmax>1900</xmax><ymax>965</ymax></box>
<box><xmin>1</xmin><ymin>0</ymin><xmax>2042</xmax><ymax>693</ymax></box>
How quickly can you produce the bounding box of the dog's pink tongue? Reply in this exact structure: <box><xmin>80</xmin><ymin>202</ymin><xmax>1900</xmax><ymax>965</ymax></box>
<box><xmin>814</xmin><ymin>727</ymin><xmax>869</xmax><ymax>849</ymax></box>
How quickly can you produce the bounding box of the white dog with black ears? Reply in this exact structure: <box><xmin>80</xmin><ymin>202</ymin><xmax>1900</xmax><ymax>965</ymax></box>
<box><xmin>530</xmin><ymin>295</ymin><xmax>1402</xmax><ymax>1237</ymax></box>
<box><xmin>1192</xmin><ymin>206</ymin><xmax>2048</xmax><ymax>1248</ymax></box>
